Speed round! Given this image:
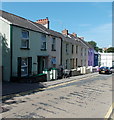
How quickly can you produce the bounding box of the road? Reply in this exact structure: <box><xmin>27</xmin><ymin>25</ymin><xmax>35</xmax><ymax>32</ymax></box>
<box><xmin>1</xmin><ymin>73</ymin><xmax>113</xmax><ymax>118</ymax></box>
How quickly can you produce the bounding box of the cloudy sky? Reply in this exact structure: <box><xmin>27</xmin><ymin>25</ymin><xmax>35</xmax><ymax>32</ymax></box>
<box><xmin>1</xmin><ymin>2</ymin><xmax>112</xmax><ymax>48</ymax></box>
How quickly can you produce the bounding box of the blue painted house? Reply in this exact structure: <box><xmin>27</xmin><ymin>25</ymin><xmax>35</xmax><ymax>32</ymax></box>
<box><xmin>94</xmin><ymin>50</ymin><xmax>99</xmax><ymax>67</ymax></box>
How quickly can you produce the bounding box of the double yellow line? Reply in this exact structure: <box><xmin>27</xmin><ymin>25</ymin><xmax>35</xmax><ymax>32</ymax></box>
<box><xmin>46</xmin><ymin>74</ymin><xmax>99</xmax><ymax>89</ymax></box>
<box><xmin>1</xmin><ymin>74</ymin><xmax>99</xmax><ymax>100</ymax></box>
<box><xmin>104</xmin><ymin>102</ymin><xmax>114</xmax><ymax>119</ymax></box>
<box><xmin>1</xmin><ymin>73</ymin><xmax>113</xmax><ymax>118</ymax></box>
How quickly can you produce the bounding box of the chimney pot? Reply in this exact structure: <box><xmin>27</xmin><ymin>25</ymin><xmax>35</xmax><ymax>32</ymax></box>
<box><xmin>36</xmin><ymin>17</ymin><xmax>49</xmax><ymax>29</ymax></box>
<box><xmin>62</xmin><ymin>29</ymin><xmax>68</xmax><ymax>35</ymax></box>
<box><xmin>72</xmin><ymin>33</ymin><xmax>77</xmax><ymax>37</ymax></box>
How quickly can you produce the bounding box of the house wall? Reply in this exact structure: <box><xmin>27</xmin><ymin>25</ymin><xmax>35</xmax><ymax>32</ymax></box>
<box><xmin>47</xmin><ymin>36</ymin><xmax>61</xmax><ymax>68</ymax></box>
<box><xmin>1</xmin><ymin>18</ymin><xmax>11</xmax><ymax>81</ymax></box>
<box><xmin>12</xmin><ymin>26</ymin><xmax>61</xmax><ymax>78</ymax></box>
<box><xmin>94</xmin><ymin>54</ymin><xmax>98</xmax><ymax>66</ymax></box>
<box><xmin>12</xmin><ymin>26</ymin><xmax>48</xmax><ymax>76</ymax></box>
<box><xmin>88</xmin><ymin>48</ymin><xmax>94</xmax><ymax>66</ymax></box>
<box><xmin>62</xmin><ymin>41</ymin><xmax>75</xmax><ymax>69</ymax></box>
<box><xmin>100</xmin><ymin>53</ymin><xmax>114</xmax><ymax>67</ymax></box>
<box><xmin>62</xmin><ymin>39</ymin><xmax>88</xmax><ymax>70</ymax></box>
<box><xmin>79</xmin><ymin>45</ymin><xmax>88</xmax><ymax>67</ymax></box>
<box><xmin>0</xmin><ymin>25</ymin><xmax>2</xmax><ymax>82</ymax></box>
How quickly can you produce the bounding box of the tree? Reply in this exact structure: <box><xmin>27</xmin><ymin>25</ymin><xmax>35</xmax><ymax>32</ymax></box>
<box><xmin>104</xmin><ymin>47</ymin><xmax>114</xmax><ymax>53</ymax></box>
<box><xmin>98</xmin><ymin>48</ymin><xmax>103</xmax><ymax>53</ymax></box>
<box><xmin>88</xmin><ymin>41</ymin><xmax>97</xmax><ymax>48</ymax></box>
<box><xmin>88</xmin><ymin>41</ymin><xmax>99</xmax><ymax>52</ymax></box>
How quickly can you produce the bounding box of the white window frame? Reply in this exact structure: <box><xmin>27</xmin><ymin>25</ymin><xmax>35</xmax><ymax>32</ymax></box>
<box><xmin>85</xmin><ymin>48</ymin><xmax>86</xmax><ymax>56</ymax></box>
<box><xmin>21</xmin><ymin>30</ymin><xmax>29</xmax><ymax>48</ymax></box>
<box><xmin>72</xmin><ymin>45</ymin><xmax>74</xmax><ymax>54</ymax></box>
<box><xmin>41</xmin><ymin>34</ymin><xmax>46</xmax><ymax>50</ymax></box>
<box><xmin>52</xmin><ymin>37</ymin><xmax>56</xmax><ymax>51</ymax></box>
<box><xmin>76</xmin><ymin>45</ymin><xmax>78</xmax><ymax>54</ymax></box>
<box><xmin>21</xmin><ymin>58</ymin><xmax>28</xmax><ymax>76</ymax></box>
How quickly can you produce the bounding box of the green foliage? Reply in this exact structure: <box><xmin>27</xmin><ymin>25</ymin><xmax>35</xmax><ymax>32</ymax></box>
<box><xmin>98</xmin><ymin>48</ymin><xmax>103</xmax><ymax>53</ymax></box>
<box><xmin>88</xmin><ymin>41</ymin><xmax>97</xmax><ymax>48</ymax></box>
<box><xmin>104</xmin><ymin>47</ymin><xmax>114</xmax><ymax>53</ymax></box>
<box><xmin>88</xmin><ymin>41</ymin><xmax>99</xmax><ymax>52</ymax></box>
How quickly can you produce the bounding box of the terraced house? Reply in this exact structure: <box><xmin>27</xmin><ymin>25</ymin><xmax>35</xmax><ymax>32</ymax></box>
<box><xmin>1</xmin><ymin>10</ymin><xmax>61</xmax><ymax>82</ymax></box>
<box><xmin>1</xmin><ymin>10</ymin><xmax>92</xmax><ymax>82</ymax></box>
<box><xmin>60</xmin><ymin>30</ymin><xmax>88</xmax><ymax>70</ymax></box>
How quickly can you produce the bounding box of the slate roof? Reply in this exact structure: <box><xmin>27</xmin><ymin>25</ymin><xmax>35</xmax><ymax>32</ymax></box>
<box><xmin>0</xmin><ymin>10</ymin><xmax>91</xmax><ymax>47</ymax></box>
<box><xmin>78</xmin><ymin>37</ymin><xmax>94</xmax><ymax>49</ymax></box>
<box><xmin>0</xmin><ymin>10</ymin><xmax>49</xmax><ymax>34</ymax></box>
<box><xmin>33</xmin><ymin>22</ymin><xmax>63</xmax><ymax>38</ymax></box>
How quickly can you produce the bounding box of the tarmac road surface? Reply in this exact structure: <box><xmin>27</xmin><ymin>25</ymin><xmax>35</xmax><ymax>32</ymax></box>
<box><xmin>1</xmin><ymin>73</ymin><xmax>113</xmax><ymax>118</ymax></box>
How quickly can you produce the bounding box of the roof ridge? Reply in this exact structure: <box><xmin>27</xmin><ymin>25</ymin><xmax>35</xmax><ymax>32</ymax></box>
<box><xmin>0</xmin><ymin>10</ymin><xmax>28</xmax><ymax>21</ymax></box>
<box><xmin>27</xmin><ymin>20</ymin><xmax>49</xmax><ymax>34</ymax></box>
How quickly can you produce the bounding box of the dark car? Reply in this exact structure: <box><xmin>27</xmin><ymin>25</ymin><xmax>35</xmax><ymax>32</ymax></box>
<box><xmin>99</xmin><ymin>67</ymin><xmax>112</xmax><ymax>74</ymax></box>
<box><xmin>110</xmin><ymin>67</ymin><xmax>114</xmax><ymax>73</ymax></box>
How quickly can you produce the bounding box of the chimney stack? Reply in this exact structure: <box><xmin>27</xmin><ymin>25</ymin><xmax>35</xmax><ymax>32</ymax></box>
<box><xmin>72</xmin><ymin>33</ymin><xmax>77</xmax><ymax>37</ymax></box>
<box><xmin>62</xmin><ymin>29</ymin><xmax>68</xmax><ymax>35</ymax></box>
<box><xmin>36</xmin><ymin>17</ymin><xmax>49</xmax><ymax>29</ymax></box>
<box><xmin>80</xmin><ymin>37</ymin><xmax>84</xmax><ymax>40</ymax></box>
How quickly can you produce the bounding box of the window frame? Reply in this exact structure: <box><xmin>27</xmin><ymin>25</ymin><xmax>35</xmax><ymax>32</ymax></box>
<box><xmin>41</xmin><ymin>34</ymin><xmax>47</xmax><ymax>51</ymax></box>
<box><xmin>76</xmin><ymin>45</ymin><xmax>78</xmax><ymax>54</ymax></box>
<box><xmin>72</xmin><ymin>45</ymin><xmax>74</xmax><ymax>54</ymax></box>
<box><xmin>52</xmin><ymin>37</ymin><xmax>56</xmax><ymax>51</ymax></box>
<box><xmin>21</xmin><ymin>30</ymin><xmax>29</xmax><ymax>49</ymax></box>
<box><xmin>21</xmin><ymin>58</ymin><xmax>28</xmax><ymax>77</ymax></box>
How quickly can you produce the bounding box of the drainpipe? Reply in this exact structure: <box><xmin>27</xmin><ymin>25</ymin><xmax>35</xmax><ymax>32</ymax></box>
<box><xmin>60</xmin><ymin>38</ymin><xmax>62</xmax><ymax>65</ymax></box>
<box><xmin>10</xmin><ymin>25</ymin><xmax>13</xmax><ymax>81</ymax></box>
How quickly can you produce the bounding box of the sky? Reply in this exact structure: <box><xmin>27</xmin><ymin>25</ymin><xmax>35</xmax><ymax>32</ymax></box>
<box><xmin>1</xmin><ymin>2</ymin><xmax>112</xmax><ymax>48</ymax></box>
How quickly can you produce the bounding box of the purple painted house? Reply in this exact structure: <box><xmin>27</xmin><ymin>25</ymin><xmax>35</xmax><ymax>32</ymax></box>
<box><xmin>87</xmin><ymin>44</ymin><xmax>94</xmax><ymax>66</ymax></box>
<box><xmin>79</xmin><ymin>40</ymin><xmax>94</xmax><ymax>66</ymax></box>
<box><xmin>88</xmin><ymin>48</ymin><xmax>94</xmax><ymax>66</ymax></box>
<box><xmin>79</xmin><ymin>39</ymin><xmax>94</xmax><ymax>67</ymax></box>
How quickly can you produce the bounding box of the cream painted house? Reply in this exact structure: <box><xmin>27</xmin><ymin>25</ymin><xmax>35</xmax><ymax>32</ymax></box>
<box><xmin>1</xmin><ymin>10</ymin><xmax>90</xmax><ymax>82</ymax></box>
<box><xmin>61</xmin><ymin>29</ymin><xmax>88</xmax><ymax>70</ymax></box>
<box><xmin>1</xmin><ymin>10</ymin><xmax>61</xmax><ymax>81</ymax></box>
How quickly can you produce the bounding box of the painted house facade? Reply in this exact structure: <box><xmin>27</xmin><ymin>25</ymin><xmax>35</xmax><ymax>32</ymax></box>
<box><xmin>100</xmin><ymin>53</ymin><xmax>114</xmax><ymax>67</ymax></box>
<box><xmin>87</xmin><ymin>45</ymin><xmax>94</xmax><ymax>67</ymax></box>
<box><xmin>60</xmin><ymin>29</ymin><xmax>88</xmax><ymax>70</ymax></box>
<box><xmin>1</xmin><ymin>10</ymin><xmax>61</xmax><ymax>81</ymax></box>
<box><xmin>1</xmin><ymin>10</ymin><xmax>96</xmax><ymax>82</ymax></box>
<box><xmin>94</xmin><ymin>50</ymin><xmax>99</xmax><ymax>67</ymax></box>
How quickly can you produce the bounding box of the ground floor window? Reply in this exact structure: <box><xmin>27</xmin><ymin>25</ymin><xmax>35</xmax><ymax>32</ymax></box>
<box><xmin>21</xmin><ymin>58</ymin><xmax>28</xmax><ymax>76</ymax></box>
<box><xmin>51</xmin><ymin>57</ymin><xmax>56</xmax><ymax>68</ymax></box>
<box><xmin>18</xmin><ymin>57</ymin><xmax>32</xmax><ymax>77</ymax></box>
<box><xmin>76</xmin><ymin>58</ymin><xmax>78</xmax><ymax>67</ymax></box>
<box><xmin>72</xmin><ymin>58</ymin><xmax>74</xmax><ymax>69</ymax></box>
<box><xmin>65</xmin><ymin>59</ymin><xmax>68</xmax><ymax>69</ymax></box>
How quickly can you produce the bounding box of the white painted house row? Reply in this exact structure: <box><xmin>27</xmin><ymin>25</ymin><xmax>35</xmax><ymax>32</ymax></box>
<box><xmin>0</xmin><ymin>10</ymin><xmax>89</xmax><ymax>82</ymax></box>
<box><xmin>100</xmin><ymin>53</ymin><xmax>114</xmax><ymax>67</ymax></box>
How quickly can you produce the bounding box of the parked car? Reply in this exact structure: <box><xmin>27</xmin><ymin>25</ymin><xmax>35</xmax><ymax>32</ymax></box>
<box><xmin>99</xmin><ymin>67</ymin><xmax>112</xmax><ymax>74</ymax></box>
<box><xmin>110</xmin><ymin>67</ymin><xmax>114</xmax><ymax>73</ymax></box>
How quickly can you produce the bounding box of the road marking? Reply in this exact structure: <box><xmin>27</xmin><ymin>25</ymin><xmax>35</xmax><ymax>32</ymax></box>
<box><xmin>1</xmin><ymin>74</ymin><xmax>99</xmax><ymax>100</ymax></box>
<box><xmin>46</xmin><ymin>74</ymin><xmax>99</xmax><ymax>89</ymax></box>
<box><xmin>104</xmin><ymin>102</ymin><xmax>114</xmax><ymax>119</ymax></box>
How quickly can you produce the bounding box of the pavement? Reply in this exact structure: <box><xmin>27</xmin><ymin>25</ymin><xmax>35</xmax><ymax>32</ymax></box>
<box><xmin>2</xmin><ymin>72</ymin><xmax>98</xmax><ymax>97</ymax></box>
